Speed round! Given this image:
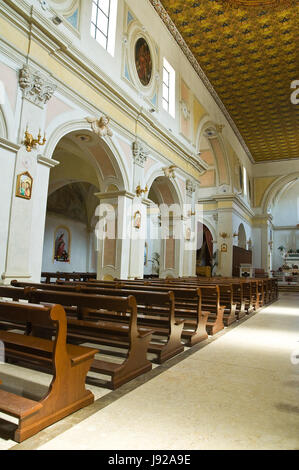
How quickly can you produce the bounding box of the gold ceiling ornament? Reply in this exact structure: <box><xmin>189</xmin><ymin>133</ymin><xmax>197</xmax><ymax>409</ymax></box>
<box><xmin>219</xmin><ymin>0</ymin><xmax>297</xmax><ymax>7</ymax></box>
<box><xmin>157</xmin><ymin>0</ymin><xmax>299</xmax><ymax>162</ymax></box>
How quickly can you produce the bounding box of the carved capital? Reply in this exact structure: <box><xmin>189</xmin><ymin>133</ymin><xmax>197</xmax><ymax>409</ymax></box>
<box><xmin>186</xmin><ymin>179</ymin><xmax>196</xmax><ymax>197</ymax></box>
<box><xmin>132</xmin><ymin>140</ymin><xmax>149</xmax><ymax>167</ymax></box>
<box><xmin>86</xmin><ymin>114</ymin><xmax>113</xmax><ymax>138</ymax></box>
<box><xmin>163</xmin><ymin>165</ymin><xmax>177</xmax><ymax>179</ymax></box>
<box><xmin>19</xmin><ymin>65</ymin><xmax>56</xmax><ymax>108</ymax></box>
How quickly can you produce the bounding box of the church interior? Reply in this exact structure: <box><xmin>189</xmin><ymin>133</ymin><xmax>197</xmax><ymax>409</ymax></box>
<box><xmin>0</xmin><ymin>0</ymin><xmax>298</xmax><ymax>451</ymax></box>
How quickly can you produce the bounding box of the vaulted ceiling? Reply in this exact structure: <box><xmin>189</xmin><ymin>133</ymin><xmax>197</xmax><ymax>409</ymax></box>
<box><xmin>153</xmin><ymin>0</ymin><xmax>299</xmax><ymax>162</ymax></box>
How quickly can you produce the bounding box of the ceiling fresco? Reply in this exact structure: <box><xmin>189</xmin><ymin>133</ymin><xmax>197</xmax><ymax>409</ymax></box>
<box><xmin>151</xmin><ymin>0</ymin><xmax>299</xmax><ymax>162</ymax></box>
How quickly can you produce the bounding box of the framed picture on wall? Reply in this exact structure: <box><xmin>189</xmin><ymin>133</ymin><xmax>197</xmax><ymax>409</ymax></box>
<box><xmin>54</xmin><ymin>226</ymin><xmax>71</xmax><ymax>263</ymax></box>
<box><xmin>15</xmin><ymin>171</ymin><xmax>33</xmax><ymax>200</ymax></box>
<box><xmin>133</xmin><ymin>210</ymin><xmax>141</xmax><ymax>229</ymax></box>
<box><xmin>221</xmin><ymin>243</ymin><xmax>227</xmax><ymax>253</ymax></box>
<box><xmin>135</xmin><ymin>37</ymin><xmax>152</xmax><ymax>87</ymax></box>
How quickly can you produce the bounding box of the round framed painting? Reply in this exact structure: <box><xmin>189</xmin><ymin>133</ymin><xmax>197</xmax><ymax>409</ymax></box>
<box><xmin>134</xmin><ymin>37</ymin><xmax>152</xmax><ymax>87</ymax></box>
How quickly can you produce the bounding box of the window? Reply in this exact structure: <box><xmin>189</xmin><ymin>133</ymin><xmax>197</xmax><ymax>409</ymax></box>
<box><xmin>162</xmin><ymin>58</ymin><xmax>175</xmax><ymax>118</ymax></box>
<box><xmin>243</xmin><ymin>166</ymin><xmax>248</xmax><ymax>196</ymax></box>
<box><xmin>91</xmin><ymin>0</ymin><xmax>118</xmax><ymax>56</ymax></box>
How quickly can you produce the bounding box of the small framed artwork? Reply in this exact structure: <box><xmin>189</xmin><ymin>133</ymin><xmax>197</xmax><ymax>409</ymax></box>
<box><xmin>54</xmin><ymin>226</ymin><xmax>71</xmax><ymax>263</ymax></box>
<box><xmin>185</xmin><ymin>227</ymin><xmax>192</xmax><ymax>241</ymax></box>
<box><xmin>15</xmin><ymin>171</ymin><xmax>33</xmax><ymax>200</ymax></box>
<box><xmin>135</xmin><ymin>37</ymin><xmax>152</xmax><ymax>87</ymax></box>
<box><xmin>221</xmin><ymin>243</ymin><xmax>227</xmax><ymax>253</ymax></box>
<box><xmin>133</xmin><ymin>210</ymin><xmax>141</xmax><ymax>229</ymax></box>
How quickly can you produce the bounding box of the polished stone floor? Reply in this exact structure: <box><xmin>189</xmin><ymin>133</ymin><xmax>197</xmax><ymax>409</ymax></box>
<box><xmin>1</xmin><ymin>292</ymin><xmax>299</xmax><ymax>450</ymax></box>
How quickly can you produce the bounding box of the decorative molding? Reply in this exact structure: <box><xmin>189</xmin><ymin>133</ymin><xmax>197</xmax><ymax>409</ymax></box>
<box><xmin>163</xmin><ymin>165</ymin><xmax>177</xmax><ymax>179</ymax></box>
<box><xmin>180</xmin><ymin>100</ymin><xmax>190</xmax><ymax>120</ymax></box>
<box><xmin>19</xmin><ymin>65</ymin><xmax>56</xmax><ymax>108</ymax></box>
<box><xmin>94</xmin><ymin>190</ymin><xmax>136</xmax><ymax>201</ymax></box>
<box><xmin>132</xmin><ymin>139</ymin><xmax>149</xmax><ymax>167</ymax></box>
<box><xmin>148</xmin><ymin>0</ymin><xmax>254</xmax><ymax>164</ymax></box>
<box><xmin>86</xmin><ymin>115</ymin><xmax>113</xmax><ymax>138</ymax></box>
<box><xmin>37</xmin><ymin>155</ymin><xmax>60</xmax><ymax>168</ymax></box>
<box><xmin>186</xmin><ymin>179</ymin><xmax>196</xmax><ymax>197</ymax></box>
<box><xmin>0</xmin><ymin>137</ymin><xmax>21</xmax><ymax>153</ymax></box>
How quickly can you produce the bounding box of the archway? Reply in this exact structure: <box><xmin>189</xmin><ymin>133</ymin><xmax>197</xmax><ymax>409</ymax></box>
<box><xmin>42</xmin><ymin>128</ymin><xmax>125</xmax><ymax>279</ymax></box>
<box><xmin>145</xmin><ymin>175</ymin><xmax>183</xmax><ymax>278</ymax></box>
<box><xmin>238</xmin><ymin>223</ymin><xmax>246</xmax><ymax>249</ymax></box>
<box><xmin>196</xmin><ymin>223</ymin><xmax>213</xmax><ymax>277</ymax></box>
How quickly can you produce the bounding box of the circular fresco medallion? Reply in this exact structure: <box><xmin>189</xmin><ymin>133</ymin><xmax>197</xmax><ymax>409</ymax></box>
<box><xmin>135</xmin><ymin>37</ymin><xmax>152</xmax><ymax>87</ymax></box>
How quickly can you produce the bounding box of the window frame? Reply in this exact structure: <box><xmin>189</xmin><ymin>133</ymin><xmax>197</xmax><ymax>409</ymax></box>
<box><xmin>162</xmin><ymin>58</ymin><xmax>176</xmax><ymax>118</ymax></box>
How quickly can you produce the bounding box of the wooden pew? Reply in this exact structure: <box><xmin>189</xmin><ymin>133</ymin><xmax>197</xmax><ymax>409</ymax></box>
<box><xmin>118</xmin><ymin>281</ymin><xmax>224</xmax><ymax>335</ymax></box>
<box><xmin>12</xmin><ymin>281</ymin><xmax>209</xmax><ymax>347</ymax></box>
<box><xmin>10</xmin><ymin>283</ymin><xmax>183</xmax><ymax>363</ymax></box>
<box><xmin>1</xmin><ymin>286</ymin><xmax>153</xmax><ymax>390</ymax></box>
<box><xmin>0</xmin><ymin>300</ymin><xmax>98</xmax><ymax>443</ymax></box>
<box><xmin>76</xmin><ymin>280</ymin><xmax>223</xmax><ymax>336</ymax></box>
<box><xmin>66</xmin><ymin>288</ymin><xmax>185</xmax><ymax>364</ymax></box>
<box><xmin>41</xmin><ymin>272</ymin><xmax>97</xmax><ymax>283</ymax></box>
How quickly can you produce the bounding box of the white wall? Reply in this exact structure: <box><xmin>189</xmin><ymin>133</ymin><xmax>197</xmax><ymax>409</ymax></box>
<box><xmin>272</xmin><ymin>180</ymin><xmax>299</xmax><ymax>270</ymax></box>
<box><xmin>0</xmin><ymin>145</ymin><xmax>16</xmax><ymax>278</ymax></box>
<box><xmin>42</xmin><ymin>213</ymin><xmax>97</xmax><ymax>273</ymax></box>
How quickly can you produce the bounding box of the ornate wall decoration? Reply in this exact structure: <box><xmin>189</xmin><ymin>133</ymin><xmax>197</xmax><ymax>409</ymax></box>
<box><xmin>151</xmin><ymin>0</ymin><xmax>299</xmax><ymax>162</ymax></box>
<box><xmin>86</xmin><ymin>115</ymin><xmax>113</xmax><ymax>138</ymax></box>
<box><xmin>163</xmin><ymin>165</ymin><xmax>177</xmax><ymax>179</ymax></box>
<box><xmin>186</xmin><ymin>179</ymin><xmax>196</xmax><ymax>197</ymax></box>
<box><xmin>15</xmin><ymin>171</ymin><xmax>33</xmax><ymax>200</ymax></box>
<box><xmin>135</xmin><ymin>37</ymin><xmax>153</xmax><ymax>87</ymax></box>
<box><xmin>132</xmin><ymin>140</ymin><xmax>149</xmax><ymax>166</ymax></box>
<box><xmin>133</xmin><ymin>210</ymin><xmax>141</xmax><ymax>229</ymax></box>
<box><xmin>19</xmin><ymin>65</ymin><xmax>56</xmax><ymax>108</ymax></box>
<box><xmin>122</xmin><ymin>5</ymin><xmax>159</xmax><ymax>109</ymax></box>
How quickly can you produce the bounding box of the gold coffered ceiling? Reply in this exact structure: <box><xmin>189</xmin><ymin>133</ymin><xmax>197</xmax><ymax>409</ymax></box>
<box><xmin>154</xmin><ymin>0</ymin><xmax>299</xmax><ymax>162</ymax></box>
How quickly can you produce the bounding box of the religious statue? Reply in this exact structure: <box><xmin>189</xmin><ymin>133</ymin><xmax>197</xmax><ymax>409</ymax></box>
<box><xmin>86</xmin><ymin>115</ymin><xmax>113</xmax><ymax>138</ymax></box>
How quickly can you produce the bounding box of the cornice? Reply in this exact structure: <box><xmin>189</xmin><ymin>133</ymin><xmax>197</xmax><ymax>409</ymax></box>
<box><xmin>37</xmin><ymin>155</ymin><xmax>60</xmax><ymax>168</ymax></box>
<box><xmin>199</xmin><ymin>193</ymin><xmax>255</xmax><ymax>219</ymax></box>
<box><xmin>94</xmin><ymin>191</ymin><xmax>137</xmax><ymax>201</ymax></box>
<box><xmin>148</xmin><ymin>0</ymin><xmax>254</xmax><ymax>165</ymax></box>
<box><xmin>0</xmin><ymin>137</ymin><xmax>21</xmax><ymax>152</ymax></box>
<box><xmin>273</xmin><ymin>225</ymin><xmax>299</xmax><ymax>231</ymax></box>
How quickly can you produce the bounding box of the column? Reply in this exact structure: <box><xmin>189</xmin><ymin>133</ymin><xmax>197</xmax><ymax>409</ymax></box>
<box><xmin>2</xmin><ymin>65</ymin><xmax>56</xmax><ymax>284</ymax></box>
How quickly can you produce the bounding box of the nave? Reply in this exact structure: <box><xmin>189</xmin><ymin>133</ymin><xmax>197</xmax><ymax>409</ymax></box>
<box><xmin>1</xmin><ymin>292</ymin><xmax>298</xmax><ymax>451</ymax></box>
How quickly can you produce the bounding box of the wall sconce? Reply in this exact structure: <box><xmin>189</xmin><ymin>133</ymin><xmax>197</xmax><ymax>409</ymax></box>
<box><xmin>188</xmin><ymin>210</ymin><xmax>196</xmax><ymax>217</ymax></box>
<box><xmin>219</xmin><ymin>232</ymin><xmax>229</xmax><ymax>239</ymax></box>
<box><xmin>24</xmin><ymin>128</ymin><xmax>46</xmax><ymax>152</ymax></box>
<box><xmin>136</xmin><ymin>184</ymin><xmax>148</xmax><ymax>197</ymax></box>
<box><xmin>233</xmin><ymin>232</ymin><xmax>238</xmax><ymax>237</ymax></box>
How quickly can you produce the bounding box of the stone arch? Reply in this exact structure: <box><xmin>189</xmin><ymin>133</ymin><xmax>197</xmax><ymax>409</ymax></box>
<box><xmin>0</xmin><ymin>92</ymin><xmax>15</xmax><ymax>140</ymax></box>
<box><xmin>146</xmin><ymin>174</ymin><xmax>183</xmax><ymax>278</ymax></box>
<box><xmin>146</xmin><ymin>168</ymin><xmax>184</xmax><ymax>208</ymax></box>
<box><xmin>196</xmin><ymin>121</ymin><xmax>231</xmax><ymax>189</ymax></box>
<box><xmin>44</xmin><ymin>117</ymin><xmax>130</xmax><ymax>192</ymax></box>
<box><xmin>261</xmin><ymin>173</ymin><xmax>299</xmax><ymax>215</ymax></box>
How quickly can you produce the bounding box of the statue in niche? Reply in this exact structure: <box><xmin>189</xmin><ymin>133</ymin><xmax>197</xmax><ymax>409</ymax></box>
<box><xmin>86</xmin><ymin>115</ymin><xmax>113</xmax><ymax>138</ymax></box>
<box><xmin>54</xmin><ymin>226</ymin><xmax>70</xmax><ymax>263</ymax></box>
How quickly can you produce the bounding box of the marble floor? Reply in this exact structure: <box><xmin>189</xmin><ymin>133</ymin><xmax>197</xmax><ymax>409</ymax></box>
<box><xmin>1</xmin><ymin>293</ymin><xmax>299</xmax><ymax>450</ymax></box>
